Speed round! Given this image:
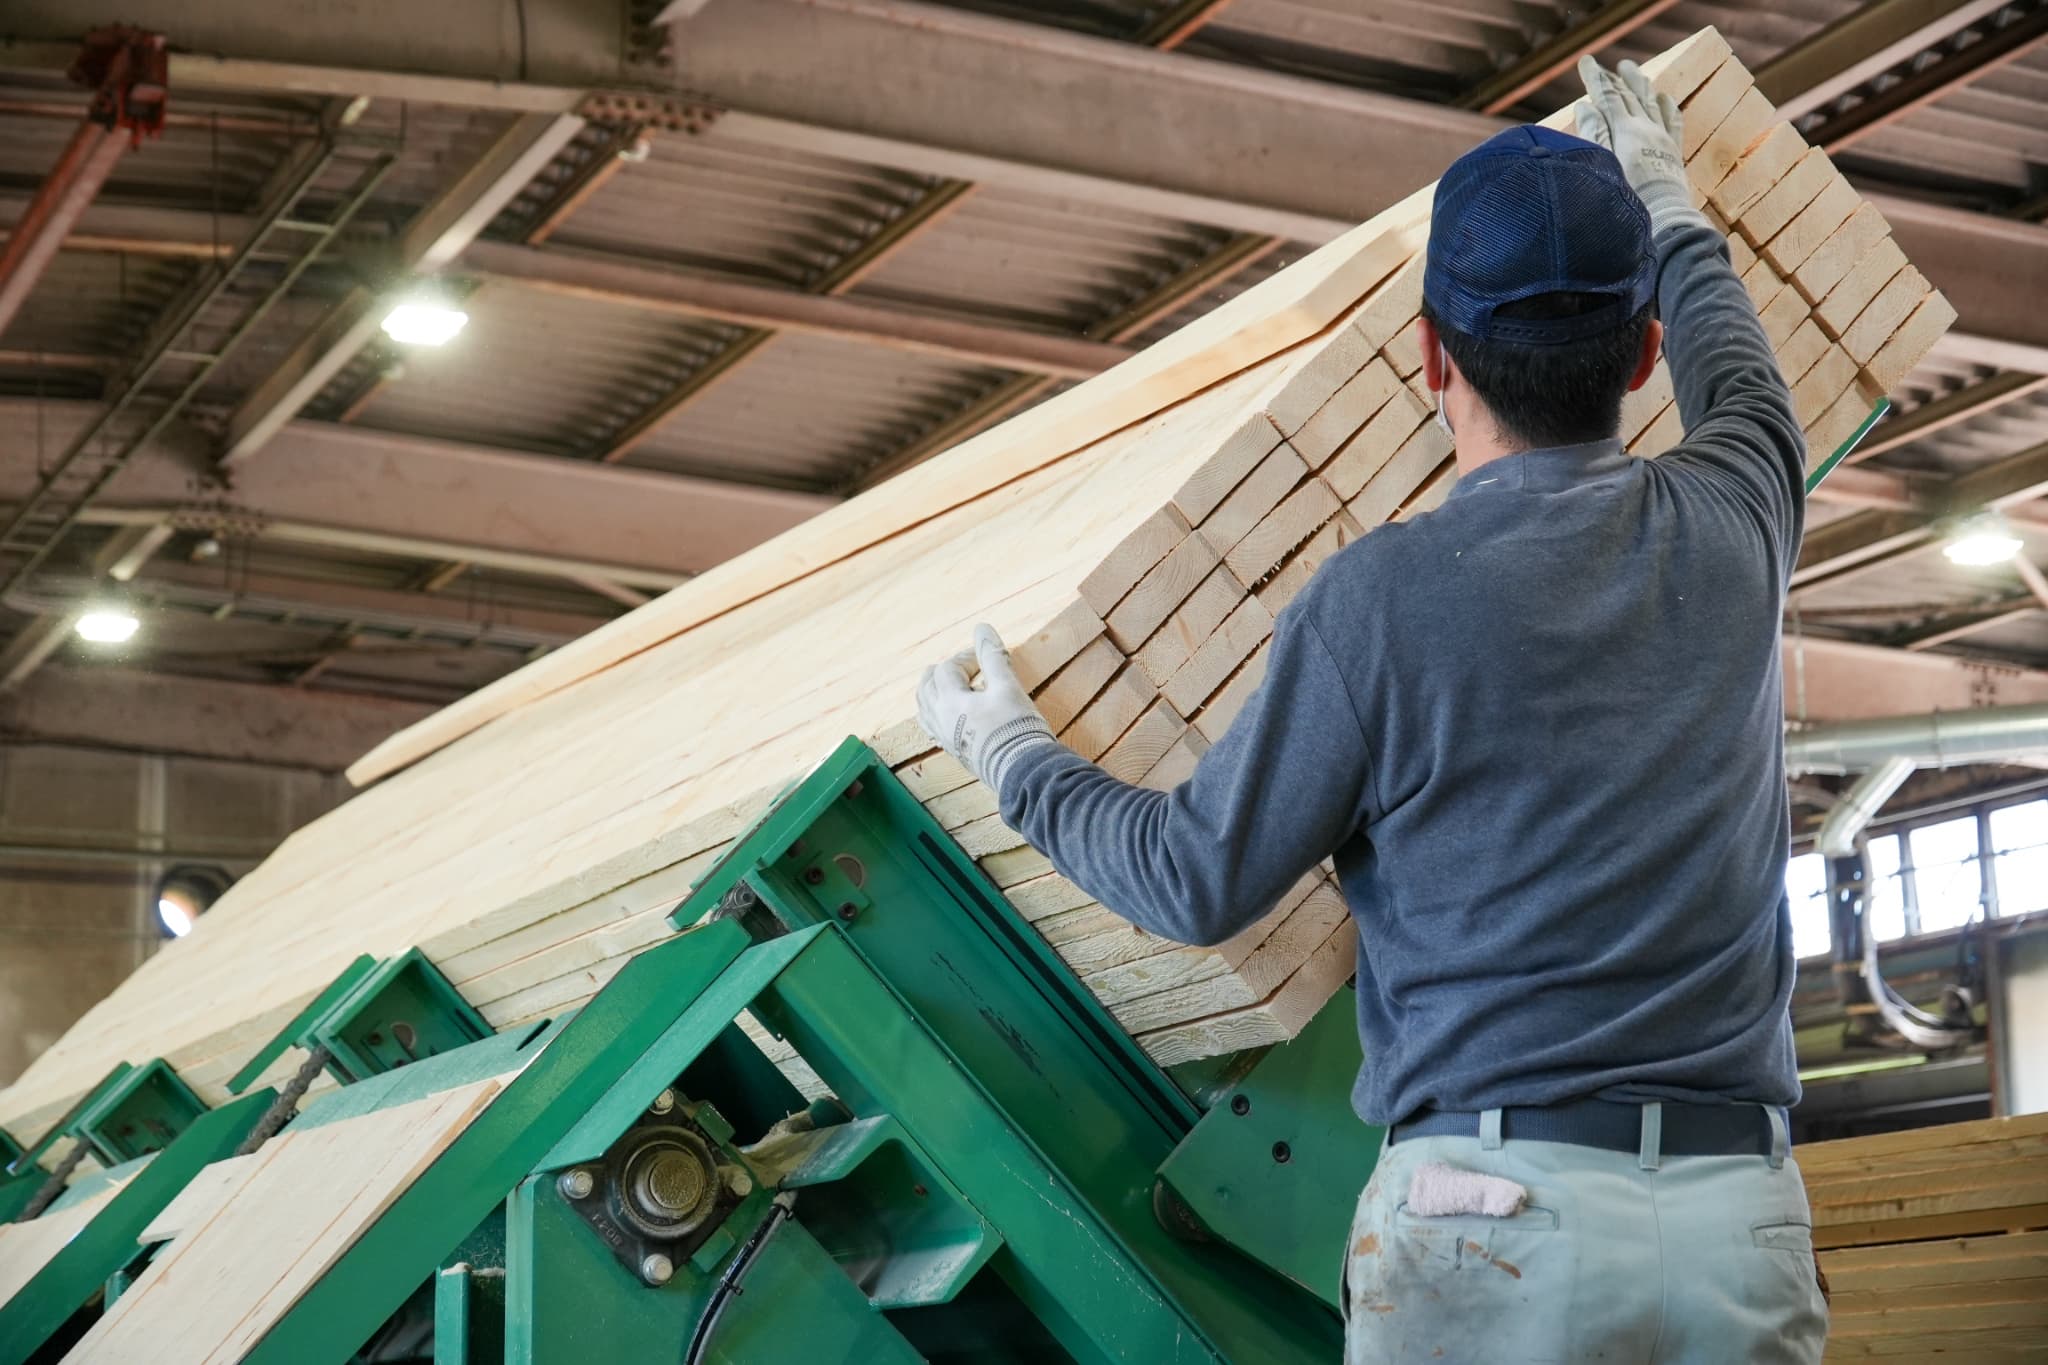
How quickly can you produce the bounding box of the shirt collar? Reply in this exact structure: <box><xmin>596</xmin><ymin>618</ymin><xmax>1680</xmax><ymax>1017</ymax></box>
<box><xmin>1446</xmin><ymin>439</ymin><xmax>1630</xmax><ymax>501</ymax></box>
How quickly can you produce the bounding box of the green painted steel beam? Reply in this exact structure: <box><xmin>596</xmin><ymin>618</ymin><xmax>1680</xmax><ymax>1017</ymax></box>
<box><xmin>227</xmin><ymin>953</ymin><xmax>377</xmax><ymax>1093</ymax></box>
<box><xmin>0</xmin><ymin>1089</ymin><xmax>275</xmax><ymax>1365</ymax></box>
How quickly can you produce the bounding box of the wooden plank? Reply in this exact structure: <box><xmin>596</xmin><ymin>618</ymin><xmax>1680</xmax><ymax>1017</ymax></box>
<box><xmin>1794</xmin><ymin>347</ymin><xmax>1860</xmax><ymax>429</ymax></box>
<box><xmin>1810</xmin><ymin>385</ymin><xmax>1879</xmax><ymax>475</ymax></box>
<box><xmin>1620</xmin><ymin>361</ymin><xmax>1676</xmax><ymax>444</ymax></box>
<box><xmin>1678</xmin><ymin>59</ymin><xmax>1751</xmax><ymax>160</ymax></box>
<box><xmin>1779</xmin><ymin>317</ymin><xmax>1831</xmax><ymax>387</ymax></box>
<box><xmin>1169</xmin><ymin>415</ymin><xmax>1286</xmax><ymax>527</ymax></box>
<box><xmin>1133</xmin><ymin>920</ymin><xmax>1358</xmax><ymax>1065</ymax></box>
<box><xmin>1816</xmin><ymin>236</ymin><xmax>1909</xmax><ymax>338</ymax></box>
<box><xmin>1190</xmin><ymin>643</ymin><xmax>1270</xmax><ymax>742</ymax></box>
<box><xmin>1710</xmin><ymin>121</ymin><xmax>1807</xmax><ymax>221</ymax></box>
<box><xmin>1349</xmin><ymin>255</ymin><xmax>1428</xmax><ymax>352</ymax></box>
<box><xmin>1197</xmin><ymin>445</ymin><xmax>1312</xmax><ymax>561</ymax></box>
<box><xmin>1134</xmin><ymin>565</ymin><xmax>1247</xmax><ymax>688</ymax></box>
<box><xmin>1101</xmin><ymin>700</ymin><xmax>1187</xmax><ymax>784</ymax></box>
<box><xmin>1795</xmin><ymin>202</ymin><xmax>1891</xmax><ymax>308</ymax></box>
<box><xmin>71</xmin><ymin>1079</ymin><xmax>501</xmax><ymax>1363</ymax></box>
<box><xmin>1265</xmin><ymin>323</ymin><xmax>1379</xmax><ymax>436</ymax></box>
<box><xmin>1138</xmin><ymin>728</ymin><xmax>1209</xmax><ymax>790</ymax></box>
<box><xmin>138</xmin><ymin>1155</ymin><xmax>258</xmax><ymax>1245</ymax></box>
<box><xmin>0</xmin><ymin>1177</ymin><xmax>131</xmax><ymax>1306</ymax></box>
<box><xmin>1224</xmin><ymin>477</ymin><xmax>1343</xmax><ymax>585</ymax></box>
<box><xmin>1690</xmin><ymin>86</ymin><xmax>1776</xmax><ymax>194</ymax></box>
<box><xmin>1060</xmin><ymin>665</ymin><xmax>1156</xmax><ymax>761</ymax></box>
<box><xmin>1840</xmin><ymin>266</ymin><xmax>1929</xmax><ymax>366</ymax></box>
<box><xmin>1292</xmin><ymin>358</ymin><xmax>1402</xmax><ymax>467</ymax></box>
<box><xmin>1381</xmin><ymin>323</ymin><xmax>1424</xmax><ymax>379</ymax></box>
<box><xmin>1256</xmin><ymin>508</ymin><xmax>1365</xmax><ymax>616</ymax></box>
<box><xmin>1002</xmin><ymin>870</ymin><xmax>1095</xmax><ymax>923</ymax></box>
<box><xmin>1864</xmin><ymin>292</ymin><xmax>1958</xmax><ymax>396</ymax></box>
<box><xmin>1078</xmin><ymin>506</ymin><xmax>1191</xmax><ymax>619</ymax></box>
<box><xmin>1163</xmin><ymin>595</ymin><xmax>1274</xmax><ymax>715</ymax></box>
<box><xmin>1759</xmin><ymin>281</ymin><xmax>1811</xmax><ymax>351</ymax></box>
<box><xmin>1324</xmin><ymin>383</ymin><xmax>1430</xmax><ymax>500</ymax></box>
<box><xmin>1009</xmin><ymin>598</ymin><xmax>1106</xmax><ymax>691</ymax></box>
<box><xmin>1106</xmin><ymin>533</ymin><xmax>1223</xmax><ymax>651</ymax></box>
<box><xmin>1346</xmin><ymin>421</ymin><xmax>1454</xmax><ymax>527</ymax></box>
<box><xmin>1034</xmin><ymin>635</ymin><xmax>1123</xmax><ymax>731</ymax></box>
<box><xmin>344</xmin><ymin>190</ymin><xmax>1433</xmax><ymax>789</ymax></box>
<box><xmin>1760</xmin><ymin>172</ymin><xmax>1859</xmax><ymax>276</ymax></box>
<box><xmin>1633</xmin><ymin>403</ymin><xmax>1688</xmax><ymax>458</ymax></box>
<box><xmin>1740</xmin><ymin>145</ymin><xmax>1834</xmax><ymax>250</ymax></box>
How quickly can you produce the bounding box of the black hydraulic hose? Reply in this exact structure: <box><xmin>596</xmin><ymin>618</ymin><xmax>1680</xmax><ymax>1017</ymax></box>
<box><xmin>682</xmin><ymin>1191</ymin><xmax>798</xmax><ymax>1365</ymax></box>
<box><xmin>234</xmin><ymin>1045</ymin><xmax>333</xmax><ymax>1157</ymax></box>
<box><xmin>15</xmin><ymin>1142</ymin><xmax>88</xmax><ymax>1222</ymax></box>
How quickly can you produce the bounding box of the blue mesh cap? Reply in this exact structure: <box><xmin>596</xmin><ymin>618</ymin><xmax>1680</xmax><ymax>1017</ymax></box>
<box><xmin>1423</xmin><ymin>124</ymin><xmax>1656</xmax><ymax>346</ymax></box>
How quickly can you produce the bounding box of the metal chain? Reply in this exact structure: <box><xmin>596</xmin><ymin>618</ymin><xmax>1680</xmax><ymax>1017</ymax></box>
<box><xmin>16</xmin><ymin>1141</ymin><xmax>90</xmax><ymax>1222</ymax></box>
<box><xmin>232</xmin><ymin>1045</ymin><xmax>333</xmax><ymax>1157</ymax></box>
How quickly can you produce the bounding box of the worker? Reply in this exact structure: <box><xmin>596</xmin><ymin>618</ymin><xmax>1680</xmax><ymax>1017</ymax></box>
<box><xmin>918</xmin><ymin>57</ymin><xmax>1827</xmax><ymax>1364</ymax></box>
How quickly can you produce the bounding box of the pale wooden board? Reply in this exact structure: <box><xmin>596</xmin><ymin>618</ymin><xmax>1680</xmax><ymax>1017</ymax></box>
<box><xmin>0</xmin><ymin>29</ymin><xmax>1965</xmax><ymax>1136</ymax></box>
<box><xmin>137</xmin><ymin>1154</ymin><xmax>257</xmax><ymax>1245</ymax></box>
<box><xmin>0</xmin><ymin>1177</ymin><xmax>131</xmax><ymax>1307</ymax></box>
<box><xmin>68</xmin><ymin>1079</ymin><xmax>500</xmax><ymax>1364</ymax></box>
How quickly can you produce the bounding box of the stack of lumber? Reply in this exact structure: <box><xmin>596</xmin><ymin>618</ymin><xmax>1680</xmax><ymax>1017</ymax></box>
<box><xmin>0</xmin><ymin>29</ymin><xmax>1957</xmax><ymax>1143</ymax></box>
<box><xmin>1804</xmin><ymin>1112</ymin><xmax>2048</xmax><ymax>1361</ymax></box>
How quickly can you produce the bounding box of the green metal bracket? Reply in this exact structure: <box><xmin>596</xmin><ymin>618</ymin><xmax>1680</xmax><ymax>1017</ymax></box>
<box><xmin>0</xmin><ymin>1088</ymin><xmax>275</xmax><ymax>1365</ymax></box>
<box><xmin>228</xmin><ymin>953</ymin><xmax>377</xmax><ymax>1093</ymax></box>
<box><xmin>0</xmin><ymin>1132</ymin><xmax>36</xmax><ymax>1225</ymax></box>
<box><xmin>1158</xmin><ymin>983</ymin><xmax>1380</xmax><ymax>1308</ymax></box>
<box><xmin>311</xmin><ymin>948</ymin><xmax>493</xmax><ymax>1083</ymax></box>
<box><xmin>4</xmin><ymin>1063</ymin><xmax>133</xmax><ymax>1182</ymax></box>
<box><xmin>71</xmin><ymin>1059</ymin><xmax>207</xmax><ymax>1166</ymax></box>
<box><xmin>1806</xmin><ymin>398</ymin><xmax>1890</xmax><ymax>495</ymax></box>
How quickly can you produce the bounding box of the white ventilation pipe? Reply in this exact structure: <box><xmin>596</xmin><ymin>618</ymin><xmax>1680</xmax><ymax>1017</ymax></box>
<box><xmin>1816</xmin><ymin>755</ymin><xmax>1916</xmax><ymax>857</ymax></box>
<box><xmin>1785</xmin><ymin>702</ymin><xmax>2048</xmax><ymax>776</ymax></box>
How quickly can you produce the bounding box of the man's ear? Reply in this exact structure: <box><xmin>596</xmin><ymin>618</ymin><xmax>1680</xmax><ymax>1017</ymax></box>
<box><xmin>1625</xmin><ymin>319</ymin><xmax>1664</xmax><ymax>392</ymax></box>
<box><xmin>1418</xmin><ymin>317</ymin><xmax>1447</xmax><ymax>394</ymax></box>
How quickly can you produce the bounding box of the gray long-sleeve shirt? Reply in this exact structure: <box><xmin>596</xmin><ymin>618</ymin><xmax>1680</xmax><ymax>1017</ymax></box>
<box><xmin>1001</xmin><ymin>215</ymin><xmax>1807</xmax><ymax>1127</ymax></box>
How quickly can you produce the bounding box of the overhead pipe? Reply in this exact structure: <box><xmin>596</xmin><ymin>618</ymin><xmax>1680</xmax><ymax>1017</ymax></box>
<box><xmin>1816</xmin><ymin>755</ymin><xmax>1916</xmax><ymax>857</ymax></box>
<box><xmin>1785</xmin><ymin>701</ymin><xmax>2048</xmax><ymax>775</ymax></box>
<box><xmin>0</xmin><ymin>29</ymin><xmax>167</xmax><ymax>338</ymax></box>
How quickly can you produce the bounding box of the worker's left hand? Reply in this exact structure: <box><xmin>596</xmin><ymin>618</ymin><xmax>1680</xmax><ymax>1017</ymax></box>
<box><xmin>916</xmin><ymin>624</ymin><xmax>1057</xmax><ymax>796</ymax></box>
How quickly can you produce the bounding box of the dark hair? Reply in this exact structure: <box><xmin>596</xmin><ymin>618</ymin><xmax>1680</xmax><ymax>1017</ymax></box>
<box><xmin>1421</xmin><ymin>293</ymin><xmax>1655</xmax><ymax>450</ymax></box>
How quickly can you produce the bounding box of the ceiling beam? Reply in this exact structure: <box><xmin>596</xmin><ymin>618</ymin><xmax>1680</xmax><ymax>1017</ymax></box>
<box><xmin>18</xmin><ymin>562</ymin><xmax>607</xmax><ymax>652</ymax></box>
<box><xmin>1783</xmin><ymin>633</ymin><xmax>2048</xmax><ymax>721</ymax></box>
<box><xmin>0</xmin><ymin>401</ymin><xmax>834</xmax><ymax>587</ymax></box>
<box><xmin>218</xmin><ymin>113</ymin><xmax>588</xmax><ymax>470</ymax></box>
<box><xmin>0</xmin><ymin>664</ymin><xmax>431</xmax><ymax>770</ymax></box>
<box><xmin>1855</xmin><ymin>371</ymin><xmax>2048</xmax><ymax>462</ymax></box>
<box><xmin>1457</xmin><ymin>0</ymin><xmax>1686</xmax><ymax>115</ymax></box>
<box><xmin>0</xmin><ymin>0</ymin><xmax>661</xmax><ymax>112</ymax></box>
<box><xmin>464</xmin><ymin>240</ymin><xmax>1133</xmax><ymax>379</ymax></box>
<box><xmin>1795</xmin><ymin>439</ymin><xmax>2048</xmax><ymax>589</ymax></box>
<box><xmin>1756</xmin><ymin>0</ymin><xmax>2012</xmax><ymax>121</ymax></box>
<box><xmin>1802</xmin><ymin>4</ymin><xmax>2048</xmax><ymax>152</ymax></box>
<box><xmin>1897</xmin><ymin>598</ymin><xmax>2038</xmax><ymax>650</ymax></box>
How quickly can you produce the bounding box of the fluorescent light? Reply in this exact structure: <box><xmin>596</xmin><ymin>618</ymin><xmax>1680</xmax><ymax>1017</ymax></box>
<box><xmin>157</xmin><ymin>896</ymin><xmax>194</xmax><ymax>939</ymax></box>
<box><xmin>380</xmin><ymin>299</ymin><xmax>469</xmax><ymax>347</ymax></box>
<box><xmin>75</xmin><ymin>610</ymin><xmax>139</xmax><ymax>644</ymax></box>
<box><xmin>1942</xmin><ymin>516</ymin><xmax>2024</xmax><ymax>567</ymax></box>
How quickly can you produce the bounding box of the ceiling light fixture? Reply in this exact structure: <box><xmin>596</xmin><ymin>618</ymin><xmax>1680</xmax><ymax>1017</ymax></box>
<box><xmin>75</xmin><ymin>609</ymin><xmax>140</xmax><ymax>644</ymax></box>
<box><xmin>1942</xmin><ymin>513</ymin><xmax>2024</xmax><ymax>567</ymax></box>
<box><xmin>380</xmin><ymin>293</ymin><xmax>469</xmax><ymax>347</ymax></box>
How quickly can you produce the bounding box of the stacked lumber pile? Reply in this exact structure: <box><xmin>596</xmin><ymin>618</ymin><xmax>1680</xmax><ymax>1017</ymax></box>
<box><xmin>1805</xmin><ymin>1112</ymin><xmax>2048</xmax><ymax>1361</ymax></box>
<box><xmin>0</xmin><ymin>29</ymin><xmax>1956</xmax><ymax>1141</ymax></box>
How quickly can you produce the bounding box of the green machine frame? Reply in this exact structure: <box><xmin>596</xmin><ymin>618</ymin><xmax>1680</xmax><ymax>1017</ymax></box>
<box><xmin>0</xmin><ymin>740</ymin><xmax>1368</xmax><ymax>1362</ymax></box>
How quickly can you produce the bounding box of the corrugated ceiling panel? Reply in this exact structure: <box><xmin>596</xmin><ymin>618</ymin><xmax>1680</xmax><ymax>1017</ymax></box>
<box><xmin>0</xmin><ymin>252</ymin><xmax>193</xmax><ymax>358</ymax></box>
<box><xmin>349</xmin><ymin>282</ymin><xmax>742</xmax><ymax>455</ymax></box>
<box><xmin>847</xmin><ymin>186</ymin><xmax>1233</xmax><ymax>333</ymax></box>
<box><xmin>619</xmin><ymin>331</ymin><xmax>1002</xmax><ymax>489</ymax></box>
<box><xmin>546</xmin><ymin>130</ymin><xmax>933</xmax><ymax>287</ymax></box>
<box><xmin>1850</xmin><ymin>47</ymin><xmax>2048</xmax><ymax>199</ymax></box>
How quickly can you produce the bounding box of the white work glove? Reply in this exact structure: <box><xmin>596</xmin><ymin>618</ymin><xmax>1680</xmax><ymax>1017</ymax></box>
<box><xmin>1574</xmin><ymin>55</ymin><xmax>1702</xmax><ymax>238</ymax></box>
<box><xmin>916</xmin><ymin>624</ymin><xmax>1057</xmax><ymax>797</ymax></box>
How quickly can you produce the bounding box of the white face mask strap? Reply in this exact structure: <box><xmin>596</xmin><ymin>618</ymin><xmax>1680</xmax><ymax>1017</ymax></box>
<box><xmin>1434</xmin><ymin>341</ymin><xmax>1455</xmax><ymax>442</ymax></box>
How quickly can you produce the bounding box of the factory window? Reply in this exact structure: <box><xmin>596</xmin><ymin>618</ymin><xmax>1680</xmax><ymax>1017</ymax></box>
<box><xmin>1990</xmin><ymin>800</ymin><xmax>2048</xmax><ymax>916</ymax></box>
<box><xmin>1909</xmin><ymin>816</ymin><xmax>1983</xmax><ymax>934</ymax></box>
<box><xmin>1866</xmin><ymin>834</ymin><xmax>1910</xmax><ymax>942</ymax></box>
<box><xmin>1783</xmin><ymin>852</ymin><xmax>1832</xmax><ymax>959</ymax></box>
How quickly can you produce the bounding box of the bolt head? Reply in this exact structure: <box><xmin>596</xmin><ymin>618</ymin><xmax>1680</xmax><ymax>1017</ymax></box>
<box><xmin>724</xmin><ymin>1165</ymin><xmax>754</xmax><ymax>1198</ymax></box>
<box><xmin>641</xmin><ymin>1252</ymin><xmax>674</xmax><ymax>1285</ymax></box>
<box><xmin>558</xmin><ymin>1168</ymin><xmax>595</xmax><ymax>1200</ymax></box>
<box><xmin>650</xmin><ymin>1088</ymin><xmax>676</xmax><ymax>1115</ymax></box>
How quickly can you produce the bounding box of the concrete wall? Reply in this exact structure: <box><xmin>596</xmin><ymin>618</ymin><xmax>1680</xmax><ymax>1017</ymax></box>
<box><xmin>0</xmin><ymin>742</ymin><xmax>347</xmax><ymax>1089</ymax></box>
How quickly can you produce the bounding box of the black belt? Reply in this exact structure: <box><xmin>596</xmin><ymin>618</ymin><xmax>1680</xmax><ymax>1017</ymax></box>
<box><xmin>1388</xmin><ymin>1097</ymin><xmax>1784</xmax><ymax>1158</ymax></box>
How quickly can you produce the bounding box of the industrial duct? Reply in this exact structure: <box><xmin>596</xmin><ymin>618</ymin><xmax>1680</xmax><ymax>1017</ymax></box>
<box><xmin>1785</xmin><ymin>701</ymin><xmax>2048</xmax><ymax>776</ymax></box>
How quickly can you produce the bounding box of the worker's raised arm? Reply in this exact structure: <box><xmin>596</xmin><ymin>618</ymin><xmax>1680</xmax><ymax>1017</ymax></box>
<box><xmin>917</xmin><ymin>616</ymin><xmax>1372</xmax><ymax>947</ymax></box>
<box><xmin>1576</xmin><ymin>58</ymin><xmax>1807</xmax><ymax>576</ymax></box>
